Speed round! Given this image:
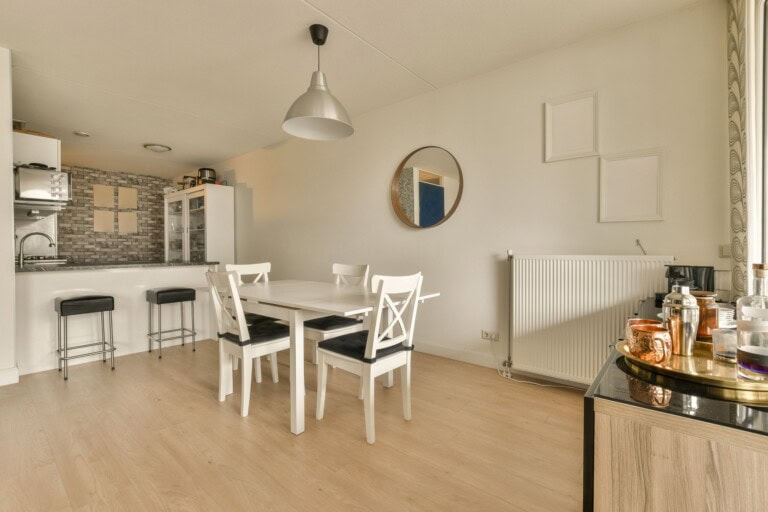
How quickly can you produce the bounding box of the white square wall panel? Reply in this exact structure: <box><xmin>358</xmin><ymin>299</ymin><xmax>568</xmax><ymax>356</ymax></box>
<box><xmin>599</xmin><ymin>150</ymin><xmax>663</xmax><ymax>223</ymax></box>
<box><xmin>544</xmin><ymin>91</ymin><xmax>598</xmax><ymax>162</ymax></box>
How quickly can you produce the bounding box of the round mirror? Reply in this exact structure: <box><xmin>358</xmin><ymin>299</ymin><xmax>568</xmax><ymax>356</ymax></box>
<box><xmin>391</xmin><ymin>146</ymin><xmax>463</xmax><ymax>228</ymax></box>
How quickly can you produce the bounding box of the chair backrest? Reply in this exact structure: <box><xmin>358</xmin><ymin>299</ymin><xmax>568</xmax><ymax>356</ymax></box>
<box><xmin>206</xmin><ymin>270</ymin><xmax>250</xmax><ymax>342</ymax></box>
<box><xmin>225</xmin><ymin>262</ymin><xmax>271</xmax><ymax>285</ymax></box>
<box><xmin>332</xmin><ymin>263</ymin><xmax>370</xmax><ymax>287</ymax></box>
<box><xmin>364</xmin><ymin>273</ymin><xmax>423</xmax><ymax>361</ymax></box>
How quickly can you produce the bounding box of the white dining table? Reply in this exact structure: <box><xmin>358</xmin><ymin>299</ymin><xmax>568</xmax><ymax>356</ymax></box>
<box><xmin>237</xmin><ymin>279</ymin><xmax>439</xmax><ymax>435</ymax></box>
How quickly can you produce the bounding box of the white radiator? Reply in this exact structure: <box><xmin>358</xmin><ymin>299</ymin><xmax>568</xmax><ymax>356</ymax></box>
<box><xmin>508</xmin><ymin>253</ymin><xmax>673</xmax><ymax>385</ymax></box>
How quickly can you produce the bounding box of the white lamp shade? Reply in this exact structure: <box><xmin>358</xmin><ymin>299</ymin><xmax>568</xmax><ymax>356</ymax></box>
<box><xmin>283</xmin><ymin>71</ymin><xmax>354</xmax><ymax>141</ymax></box>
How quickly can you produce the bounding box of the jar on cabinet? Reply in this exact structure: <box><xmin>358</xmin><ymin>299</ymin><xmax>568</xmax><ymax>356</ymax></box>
<box><xmin>691</xmin><ymin>291</ymin><xmax>718</xmax><ymax>340</ymax></box>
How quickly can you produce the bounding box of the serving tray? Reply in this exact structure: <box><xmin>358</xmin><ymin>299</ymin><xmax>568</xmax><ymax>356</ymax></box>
<box><xmin>617</xmin><ymin>340</ymin><xmax>768</xmax><ymax>404</ymax></box>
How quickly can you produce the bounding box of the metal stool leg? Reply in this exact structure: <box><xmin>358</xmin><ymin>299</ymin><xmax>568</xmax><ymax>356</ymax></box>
<box><xmin>101</xmin><ymin>312</ymin><xmax>107</xmax><ymax>362</ymax></box>
<box><xmin>57</xmin><ymin>313</ymin><xmax>62</xmax><ymax>372</ymax></box>
<box><xmin>109</xmin><ymin>311</ymin><xmax>115</xmax><ymax>370</ymax></box>
<box><xmin>63</xmin><ymin>316</ymin><xmax>69</xmax><ymax>380</ymax></box>
<box><xmin>191</xmin><ymin>300</ymin><xmax>196</xmax><ymax>352</ymax></box>
<box><xmin>180</xmin><ymin>302</ymin><xmax>185</xmax><ymax>347</ymax></box>
<box><xmin>148</xmin><ymin>302</ymin><xmax>153</xmax><ymax>353</ymax></box>
<box><xmin>158</xmin><ymin>304</ymin><xmax>162</xmax><ymax>359</ymax></box>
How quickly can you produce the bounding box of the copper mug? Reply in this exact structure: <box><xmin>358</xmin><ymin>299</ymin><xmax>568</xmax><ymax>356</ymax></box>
<box><xmin>625</xmin><ymin>318</ymin><xmax>664</xmax><ymax>342</ymax></box>
<box><xmin>628</xmin><ymin>325</ymin><xmax>672</xmax><ymax>364</ymax></box>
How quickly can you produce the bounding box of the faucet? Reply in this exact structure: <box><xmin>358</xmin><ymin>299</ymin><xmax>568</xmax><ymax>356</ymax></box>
<box><xmin>18</xmin><ymin>232</ymin><xmax>56</xmax><ymax>269</ymax></box>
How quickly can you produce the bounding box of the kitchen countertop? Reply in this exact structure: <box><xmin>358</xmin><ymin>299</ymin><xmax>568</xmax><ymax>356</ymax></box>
<box><xmin>16</xmin><ymin>261</ymin><xmax>219</xmax><ymax>272</ymax></box>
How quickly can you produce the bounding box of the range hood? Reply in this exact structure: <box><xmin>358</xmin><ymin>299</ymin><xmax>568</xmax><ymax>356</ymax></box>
<box><xmin>14</xmin><ymin>202</ymin><xmax>63</xmax><ymax>220</ymax></box>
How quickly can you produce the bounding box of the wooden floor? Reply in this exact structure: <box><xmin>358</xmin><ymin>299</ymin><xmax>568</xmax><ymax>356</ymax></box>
<box><xmin>0</xmin><ymin>340</ymin><xmax>584</xmax><ymax>511</ymax></box>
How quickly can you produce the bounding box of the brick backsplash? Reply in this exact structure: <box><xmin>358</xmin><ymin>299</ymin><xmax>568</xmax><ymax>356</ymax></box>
<box><xmin>57</xmin><ymin>165</ymin><xmax>171</xmax><ymax>263</ymax></box>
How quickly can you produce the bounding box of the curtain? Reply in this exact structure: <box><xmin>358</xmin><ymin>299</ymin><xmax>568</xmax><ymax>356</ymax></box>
<box><xmin>729</xmin><ymin>0</ymin><xmax>764</xmax><ymax>299</ymax></box>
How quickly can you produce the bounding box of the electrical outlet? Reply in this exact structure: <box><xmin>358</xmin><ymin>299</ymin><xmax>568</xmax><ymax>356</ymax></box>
<box><xmin>719</xmin><ymin>244</ymin><xmax>732</xmax><ymax>258</ymax></box>
<box><xmin>481</xmin><ymin>330</ymin><xmax>499</xmax><ymax>342</ymax></box>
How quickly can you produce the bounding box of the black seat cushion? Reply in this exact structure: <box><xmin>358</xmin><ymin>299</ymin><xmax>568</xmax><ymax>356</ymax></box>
<box><xmin>304</xmin><ymin>315</ymin><xmax>362</xmax><ymax>332</ymax></box>
<box><xmin>146</xmin><ymin>287</ymin><xmax>196</xmax><ymax>305</ymax></box>
<box><xmin>220</xmin><ymin>321</ymin><xmax>290</xmax><ymax>346</ymax></box>
<box><xmin>55</xmin><ymin>295</ymin><xmax>114</xmax><ymax>316</ymax></box>
<box><xmin>317</xmin><ymin>330</ymin><xmax>412</xmax><ymax>363</ymax></box>
<box><xmin>245</xmin><ymin>312</ymin><xmax>279</xmax><ymax>325</ymax></box>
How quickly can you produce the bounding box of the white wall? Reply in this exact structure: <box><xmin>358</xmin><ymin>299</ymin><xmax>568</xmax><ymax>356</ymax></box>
<box><xmin>0</xmin><ymin>47</ymin><xmax>18</xmax><ymax>385</ymax></box>
<box><xmin>213</xmin><ymin>0</ymin><xmax>728</xmax><ymax>368</ymax></box>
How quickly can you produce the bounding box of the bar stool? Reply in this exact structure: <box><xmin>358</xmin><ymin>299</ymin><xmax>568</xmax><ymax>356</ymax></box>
<box><xmin>55</xmin><ymin>295</ymin><xmax>116</xmax><ymax>380</ymax></box>
<box><xmin>146</xmin><ymin>287</ymin><xmax>197</xmax><ymax>358</ymax></box>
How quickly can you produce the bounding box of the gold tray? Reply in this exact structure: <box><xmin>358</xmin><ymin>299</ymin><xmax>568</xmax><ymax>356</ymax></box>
<box><xmin>617</xmin><ymin>340</ymin><xmax>768</xmax><ymax>404</ymax></box>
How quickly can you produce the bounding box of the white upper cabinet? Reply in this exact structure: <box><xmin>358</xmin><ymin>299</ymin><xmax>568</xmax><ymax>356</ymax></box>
<box><xmin>12</xmin><ymin>132</ymin><xmax>61</xmax><ymax>170</ymax></box>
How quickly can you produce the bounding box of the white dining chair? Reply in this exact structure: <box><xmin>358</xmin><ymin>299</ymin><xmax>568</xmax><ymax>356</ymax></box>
<box><xmin>206</xmin><ymin>270</ymin><xmax>291</xmax><ymax>417</ymax></box>
<box><xmin>225</xmin><ymin>262</ymin><xmax>279</xmax><ymax>382</ymax></box>
<box><xmin>316</xmin><ymin>272</ymin><xmax>423</xmax><ymax>444</ymax></box>
<box><xmin>304</xmin><ymin>263</ymin><xmax>370</xmax><ymax>365</ymax></box>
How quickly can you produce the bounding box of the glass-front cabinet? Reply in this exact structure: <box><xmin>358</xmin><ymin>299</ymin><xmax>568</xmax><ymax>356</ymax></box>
<box><xmin>163</xmin><ymin>184</ymin><xmax>234</xmax><ymax>265</ymax></box>
<box><xmin>166</xmin><ymin>197</ymin><xmax>184</xmax><ymax>262</ymax></box>
<box><xmin>187</xmin><ymin>192</ymin><xmax>206</xmax><ymax>262</ymax></box>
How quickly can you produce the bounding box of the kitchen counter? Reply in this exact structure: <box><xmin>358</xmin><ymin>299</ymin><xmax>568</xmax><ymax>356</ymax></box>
<box><xmin>16</xmin><ymin>260</ymin><xmax>219</xmax><ymax>272</ymax></box>
<box><xmin>16</xmin><ymin>263</ymin><xmax>216</xmax><ymax>375</ymax></box>
<box><xmin>583</xmin><ymin>350</ymin><xmax>768</xmax><ymax>511</ymax></box>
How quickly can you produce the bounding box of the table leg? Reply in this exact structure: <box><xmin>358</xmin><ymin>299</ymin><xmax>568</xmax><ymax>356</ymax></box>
<box><xmin>289</xmin><ymin>309</ymin><xmax>305</xmax><ymax>435</ymax></box>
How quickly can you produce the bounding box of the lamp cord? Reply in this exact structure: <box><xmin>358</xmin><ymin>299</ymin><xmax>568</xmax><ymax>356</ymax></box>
<box><xmin>317</xmin><ymin>45</ymin><xmax>321</xmax><ymax>72</ymax></box>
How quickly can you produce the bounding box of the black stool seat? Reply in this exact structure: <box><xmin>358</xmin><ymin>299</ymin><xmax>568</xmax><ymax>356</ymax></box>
<box><xmin>55</xmin><ymin>295</ymin><xmax>115</xmax><ymax>317</ymax></box>
<box><xmin>146</xmin><ymin>287</ymin><xmax>196</xmax><ymax>305</ymax></box>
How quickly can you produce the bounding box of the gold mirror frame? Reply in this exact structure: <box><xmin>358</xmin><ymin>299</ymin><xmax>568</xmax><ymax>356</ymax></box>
<box><xmin>390</xmin><ymin>146</ymin><xmax>464</xmax><ymax>229</ymax></box>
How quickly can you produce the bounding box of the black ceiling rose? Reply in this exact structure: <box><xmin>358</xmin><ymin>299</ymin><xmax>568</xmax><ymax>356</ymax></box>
<box><xmin>310</xmin><ymin>24</ymin><xmax>328</xmax><ymax>46</ymax></box>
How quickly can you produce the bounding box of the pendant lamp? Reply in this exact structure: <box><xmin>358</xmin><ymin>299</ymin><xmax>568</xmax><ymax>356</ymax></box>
<box><xmin>283</xmin><ymin>24</ymin><xmax>354</xmax><ymax>141</ymax></box>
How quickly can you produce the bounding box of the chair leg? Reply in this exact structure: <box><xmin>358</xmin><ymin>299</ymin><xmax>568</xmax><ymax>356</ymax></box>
<box><xmin>316</xmin><ymin>353</ymin><xmax>328</xmax><ymax>420</ymax></box>
<box><xmin>363</xmin><ymin>365</ymin><xmax>375</xmax><ymax>444</ymax></box>
<box><xmin>227</xmin><ymin>355</ymin><xmax>235</xmax><ymax>395</ymax></box>
<box><xmin>148</xmin><ymin>302</ymin><xmax>153</xmax><ymax>353</ymax></box>
<box><xmin>270</xmin><ymin>353</ymin><xmax>279</xmax><ymax>383</ymax></box>
<box><xmin>311</xmin><ymin>341</ymin><xmax>318</xmax><ymax>365</ymax></box>
<box><xmin>254</xmin><ymin>357</ymin><xmax>262</xmax><ymax>383</ymax></box>
<box><xmin>402</xmin><ymin>355</ymin><xmax>412</xmax><ymax>421</ymax></box>
<box><xmin>240</xmin><ymin>355</ymin><xmax>252</xmax><ymax>417</ymax></box>
<box><xmin>383</xmin><ymin>370</ymin><xmax>394</xmax><ymax>388</ymax></box>
<box><xmin>233</xmin><ymin>357</ymin><xmax>239</xmax><ymax>371</ymax></box>
<box><xmin>358</xmin><ymin>377</ymin><xmax>364</xmax><ymax>400</ymax></box>
<box><xmin>218</xmin><ymin>340</ymin><xmax>229</xmax><ymax>402</ymax></box>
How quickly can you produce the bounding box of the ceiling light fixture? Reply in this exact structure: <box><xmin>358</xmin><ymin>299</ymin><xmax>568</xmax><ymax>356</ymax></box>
<box><xmin>143</xmin><ymin>143</ymin><xmax>172</xmax><ymax>153</ymax></box>
<box><xmin>282</xmin><ymin>24</ymin><xmax>354</xmax><ymax>141</ymax></box>
<box><xmin>73</xmin><ymin>131</ymin><xmax>91</xmax><ymax>137</ymax></box>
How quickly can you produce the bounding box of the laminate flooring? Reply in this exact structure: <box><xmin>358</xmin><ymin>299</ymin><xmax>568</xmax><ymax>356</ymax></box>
<box><xmin>0</xmin><ymin>340</ymin><xmax>584</xmax><ymax>511</ymax></box>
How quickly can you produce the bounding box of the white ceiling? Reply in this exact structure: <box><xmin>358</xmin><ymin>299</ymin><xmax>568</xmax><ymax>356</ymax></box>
<box><xmin>0</xmin><ymin>0</ymin><xmax>700</xmax><ymax>178</ymax></box>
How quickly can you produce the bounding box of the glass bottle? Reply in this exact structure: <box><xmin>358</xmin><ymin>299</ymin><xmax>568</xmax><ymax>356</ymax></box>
<box><xmin>735</xmin><ymin>263</ymin><xmax>768</xmax><ymax>379</ymax></box>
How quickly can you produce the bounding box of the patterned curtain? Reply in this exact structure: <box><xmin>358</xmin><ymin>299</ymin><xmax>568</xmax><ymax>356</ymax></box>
<box><xmin>729</xmin><ymin>0</ymin><xmax>748</xmax><ymax>299</ymax></box>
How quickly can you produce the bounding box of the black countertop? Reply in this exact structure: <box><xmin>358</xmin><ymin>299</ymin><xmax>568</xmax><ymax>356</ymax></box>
<box><xmin>587</xmin><ymin>349</ymin><xmax>768</xmax><ymax>436</ymax></box>
<box><xmin>16</xmin><ymin>261</ymin><xmax>219</xmax><ymax>272</ymax></box>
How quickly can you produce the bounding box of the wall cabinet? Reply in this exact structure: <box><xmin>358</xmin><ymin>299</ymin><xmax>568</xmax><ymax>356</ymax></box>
<box><xmin>12</xmin><ymin>131</ymin><xmax>61</xmax><ymax>169</ymax></box>
<box><xmin>164</xmin><ymin>184</ymin><xmax>233</xmax><ymax>265</ymax></box>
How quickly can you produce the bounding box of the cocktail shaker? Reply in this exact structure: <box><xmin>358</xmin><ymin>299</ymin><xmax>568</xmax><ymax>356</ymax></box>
<box><xmin>663</xmin><ymin>285</ymin><xmax>699</xmax><ymax>356</ymax></box>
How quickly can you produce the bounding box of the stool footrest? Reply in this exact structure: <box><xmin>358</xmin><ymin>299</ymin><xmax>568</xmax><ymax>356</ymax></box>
<box><xmin>60</xmin><ymin>347</ymin><xmax>117</xmax><ymax>361</ymax></box>
<box><xmin>148</xmin><ymin>328</ymin><xmax>197</xmax><ymax>343</ymax></box>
